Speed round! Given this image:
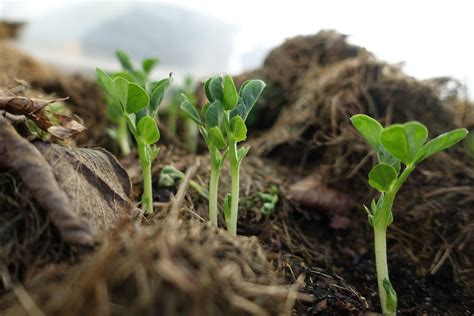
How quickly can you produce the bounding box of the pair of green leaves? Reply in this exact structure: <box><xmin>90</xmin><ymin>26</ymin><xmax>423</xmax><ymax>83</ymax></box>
<box><xmin>96</xmin><ymin>68</ymin><xmax>174</xmax><ymax>157</ymax></box>
<box><xmin>351</xmin><ymin>114</ymin><xmax>468</xmax><ymax>193</ymax></box>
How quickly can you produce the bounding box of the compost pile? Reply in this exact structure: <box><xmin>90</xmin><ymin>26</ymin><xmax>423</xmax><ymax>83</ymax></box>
<box><xmin>0</xmin><ymin>30</ymin><xmax>473</xmax><ymax>315</ymax></box>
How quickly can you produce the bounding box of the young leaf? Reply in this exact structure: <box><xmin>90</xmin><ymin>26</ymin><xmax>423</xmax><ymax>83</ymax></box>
<box><xmin>223</xmin><ymin>75</ymin><xmax>238</xmax><ymax>110</ymax></box>
<box><xmin>204</xmin><ymin>77</ymin><xmax>223</xmax><ymax>103</ymax></box>
<box><xmin>207</xmin><ymin>127</ymin><xmax>227</xmax><ymax>149</ymax></box>
<box><xmin>137</xmin><ymin>116</ymin><xmax>160</xmax><ymax>145</ymax></box>
<box><xmin>96</xmin><ymin>68</ymin><xmax>115</xmax><ymax>96</ymax></box>
<box><xmin>114</xmin><ymin>77</ymin><xmax>130</xmax><ymax>111</ymax></box>
<box><xmin>230</xmin><ymin>115</ymin><xmax>247</xmax><ymax>142</ymax></box>
<box><xmin>111</xmin><ymin>71</ymin><xmax>134</xmax><ymax>83</ymax></box>
<box><xmin>382</xmin><ymin>278</ymin><xmax>398</xmax><ymax>313</ymax></box>
<box><xmin>414</xmin><ymin>128</ymin><xmax>468</xmax><ymax>164</ymax></box>
<box><xmin>380</xmin><ymin>122</ymin><xmax>428</xmax><ymax>165</ymax></box>
<box><xmin>150</xmin><ymin>146</ymin><xmax>160</xmax><ymax>161</ymax></box>
<box><xmin>204</xmin><ymin>100</ymin><xmax>223</xmax><ymax>129</ymax></box>
<box><xmin>377</xmin><ymin>149</ymin><xmax>401</xmax><ymax>174</ymax></box>
<box><xmin>142</xmin><ymin>57</ymin><xmax>159</xmax><ymax>75</ymax></box>
<box><xmin>237</xmin><ymin>146</ymin><xmax>250</xmax><ymax>162</ymax></box>
<box><xmin>116</xmin><ymin>49</ymin><xmax>134</xmax><ymax>73</ymax></box>
<box><xmin>126</xmin><ymin>82</ymin><xmax>149</xmax><ymax>114</ymax></box>
<box><xmin>229</xmin><ymin>102</ymin><xmax>247</xmax><ymax>121</ymax></box>
<box><xmin>368</xmin><ymin>163</ymin><xmax>397</xmax><ymax>192</ymax></box>
<box><xmin>180</xmin><ymin>95</ymin><xmax>202</xmax><ymax>125</ymax></box>
<box><xmin>239</xmin><ymin>79</ymin><xmax>265</xmax><ymax>113</ymax></box>
<box><xmin>148</xmin><ymin>77</ymin><xmax>172</xmax><ymax>116</ymax></box>
<box><xmin>350</xmin><ymin>114</ymin><xmax>383</xmax><ymax>150</ymax></box>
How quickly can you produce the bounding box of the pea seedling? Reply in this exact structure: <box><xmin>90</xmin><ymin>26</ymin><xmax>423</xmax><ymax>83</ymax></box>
<box><xmin>159</xmin><ymin>165</ymin><xmax>208</xmax><ymax>199</ymax></box>
<box><xmin>100</xmin><ymin>50</ymin><xmax>159</xmax><ymax>155</ymax></box>
<box><xmin>351</xmin><ymin>114</ymin><xmax>468</xmax><ymax>315</ymax></box>
<box><xmin>181</xmin><ymin>75</ymin><xmax>265</xmax><ymax>235</ymax></box>
<box><xmin>96</xmin><ymin>67</ymin><xmax>171</xmax><ymax>214</ymax></box>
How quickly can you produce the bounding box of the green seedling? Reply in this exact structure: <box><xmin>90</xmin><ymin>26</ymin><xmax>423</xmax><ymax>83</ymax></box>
<box><xmin>167</xmin><ymin>75</ymin><xmax>199</xmax><ymax>153</ymax></box>
<box><xmin>159</xmin><ymin>165</ymin><xmax>208</xmax><ymax>199</ymax></box>
<box><xmin>100</xmin><ymin>50</ymin><xmax>160</xmax><ymax>155</ymax></box>
<box><xmin>350</xmin><ymin>114</ymin><xmax>468</xmax><ymax>315</ymax></box>
<box><xmin>258</xmin><ymin>186</ymin><xmax>279</xmax><ymax>215</ymax></box>
<box><xmin>180</xmin><ymin>75</ymin><xmax>265</xmax><ymax>235</ymax></box>
<box><xmin>96</xmin><ymin>67</ymin><xmax>171</xmax><ymax>214</ymax></box>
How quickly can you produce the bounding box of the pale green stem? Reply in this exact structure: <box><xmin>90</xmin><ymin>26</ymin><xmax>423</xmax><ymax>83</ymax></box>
<box><xmin>118</xmin><ymin>117</ymin><xmax>131</xmax><ymax>155</ymax></box>
<box><xmin>138</xmin><ymin>142</ymin><xmax>153</xmax><ymax>214</ymax></box>
<box><xmin>167</xmin><ymin>102</ymin><xmax>178</xmax><ymax>135</ymax></box>
<box><xmin>374</xmin><ymin>227</ymin><xmax>395</xmax><ymax>316</ymax></box>
<box><xmin>228</xmin><ymin>140</ymin><xmax>239</xmax><ymax>236</ymax></box>
<box><xmin>185</xmin><ymin>118</ymin><xmax>199</xmax><ymax>153</ymax></box>
<box><xmin>209</xmin><ymin>164</ymin><xmax>219</xmax><ymax>226</ymax></box>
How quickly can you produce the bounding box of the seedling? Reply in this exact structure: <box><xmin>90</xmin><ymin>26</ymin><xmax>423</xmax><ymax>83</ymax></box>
<box><xmin>159</xmin><ymin>165</ymin><xmax>208</xmax><ymax>199</ymax></box>
<box><xmin>181</xmin><ymin>75</ymin><xmax>265</xmax><ymax>235</ymax></box>
<box><xmin>96</xmin><ymin>67</ymin><xmax>171</xmax><ymax>214</ymax></box>
<box><xmin>167</xmin><ymin>76</ymin><xmax>199</xmax><ymax>153</ymax></box>
<box><xmin>100</xmin><ymin>50</ymin><xmax>159</xmax><ymax>155</ymax></box>
<box><xmin>258</xmin><ymin>186</ymin><xmax>279</xmax><ymax>215</ymax></box>
<box><xmin>351</xmin><ymin>114</ymin><xmax>468</xmax><ymax>315</ymax></box>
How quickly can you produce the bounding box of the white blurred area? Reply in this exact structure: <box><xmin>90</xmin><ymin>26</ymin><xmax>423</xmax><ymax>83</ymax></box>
<box><xmin>1</xmin><ymin>0</ymin><xmax>473</xmax><ymax>96</ymax></box>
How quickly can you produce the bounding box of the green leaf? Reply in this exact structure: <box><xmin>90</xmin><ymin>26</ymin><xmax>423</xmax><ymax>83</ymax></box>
<box><xmin>237</xmin><ymin>146</ymin><xmax>250</xmax><ymax>162</ymax></box>
<box><xmin>148</xmin><ymin>77</ymin><xmax>172</xmax><ymax>116</ymax></box>
<box><xmin>150</xmin><ymin>146</ymin><xmax>160</xmax><ymax>161</ymax></box>
<box><xmin>180</xmin><ymin>95</ymin><xmax>202</xmax><ymax>125</ymax></box>
<box><xmin>378</xmin><ymin>149</ymin><xmax>401</xmax><ymax>175</ymax></box>
<box><xmin>137</xmin><ymin>116</ymin><xmax>160</xmax><ymax>145</ymax></box>
<box><xmin>116</xmin><ymin>49</ymin><xmax>134</xmax><ymax>73</ymax></box>
<box><xmin>380</xmin><ymin>122</ymin><xmax>428</xmax><ymax>165</ymax></box>
<box><xmin>207</xmin><ymin>127</ymin><xmax>227</xmax><ymax>149</ymax></box>
<box><xmin>96</xmin><ymin>68</ymin><xmax>115</xmax><ymax>96</ymax></box>
<box><xmin>111</xmin><ymin>71</ymin><xmax>134</xmax><ymax>82</ymax></box>
<box><xmin>368</xmin><ymin>163</ymin><xmax>397</xmax><ymax>192</ymax></box>
<box><xmin>204</xmin><ymin>77</ymin><xmax>223</xmax><ymax>103</ymax></box>
<box><xmin>414</xmin><ymin>128</ymin><xmax>468</xmax><ymax>164</ymax></box>
<box><xmin>204</xmin><ymin>100</ymin><xmax>223</xmax><ymax>129</ymax></box>
<box><xmin>350</xmin><ymin>114</ymin><xmax>383</xmax><ymax>149</ymax></box>
<box><xmin>239</xmin><ymin>79</ymin><xmax>265</xmax><ymax>114</ymax></box>
<box><xmin>142</xmin><ymin>57</ymin><xmax>159</xmax><ymax>74</ymax></box>
<box><xmin>230</xmin><ymin>115</ymin><xmax>247</xmax><ymax>142</ymax></box>
<box><xmin>113</xmin><ymin>77</ymin><xmax>129</xmax><ymax>108</ymax></box>
<box><xmin>223</xmin><ymin>75</ymin><xmax>238</xmax><ymax>110</ymax></box>
<box><xmin>229</xmin><ymin>102</ymin><xmax>247</xmax><ymax>120</ymax></box>
<box><xmin>126</xmin><ymin>82</ymin><xmax>149</xmax><ymax>114</ymax></box>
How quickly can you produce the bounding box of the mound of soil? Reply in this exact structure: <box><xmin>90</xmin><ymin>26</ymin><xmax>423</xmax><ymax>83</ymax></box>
<box><xmin>1</xmin><ymin>30</ymin><xmax>473</xmax><ymax>315</ymax></box>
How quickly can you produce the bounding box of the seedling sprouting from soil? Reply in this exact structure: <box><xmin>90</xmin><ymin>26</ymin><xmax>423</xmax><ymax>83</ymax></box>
<box><xmin>350</xmin><ymin>114</ymin><xmax>468</xmax><ymax>315</ymax></box>
<box><xmin>99</xmin><ymin>50</ymin><xmax>159</xmax><ymax>155</ymax></box>
<box><xmin>159</xmin><ymin>165</ymin><xmax>208</xmax><ymax>199</ymax></box>
<box><xmin>180</xmin><ymin>75</ymin><xmax>265</xmax><ymax>235</ymax></box>
<box><xmin>258</xmin><ymin>186</ymin><xmax>279</xmax><ymax>215</ymax></box>
<box><xmin>96</xmin><ymin>67</ymin><xmax>171</xmax><ymax>214</ymax></box>
<box><xmin>167</xmin><ymin>75</ymin><xmax>199</xmax><ymax>153</ymax></box>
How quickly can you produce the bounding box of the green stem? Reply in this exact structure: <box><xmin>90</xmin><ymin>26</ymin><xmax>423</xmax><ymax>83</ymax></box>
<box><xmin>118</xmin><ymin>117</ymin><xmax>131</xmax><ymax>155</ymax></box>
<box><xmin>167</xmin><ymin>102</ymin><xmax>178</xmax><ymax>135</ymax></box>
<box><xmin>228</xmin><ymin>140</ymin><xmax>239</xmax><ymax>236</ymax></box>
<box><xmin>374</xmin><ymin>227</ymin><xmax>395</xmax><ymax>316</ymax></box>
<box><xmin>138</xmin><ymin>142</ymin><xmax>153</xmax><ymax>214</ymax></box>
<box><xmin>185</xmin><ymin>118</ymin><xmax>199</xmax><ymax>153</ymax></box>
<box><xmin>209</xmin><ymin>164</ymin><xmax>219</xmax><ymax>226</ymax></box>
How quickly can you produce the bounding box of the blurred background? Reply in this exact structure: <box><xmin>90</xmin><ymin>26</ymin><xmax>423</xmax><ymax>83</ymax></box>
<box><xmin>1</xmin><ymin>0</ymin><xmax>473</xmax><ymax>96</ymax></box>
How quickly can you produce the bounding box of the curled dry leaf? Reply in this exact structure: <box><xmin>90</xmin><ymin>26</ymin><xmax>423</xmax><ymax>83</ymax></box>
<box><xmin>0</xmin><ymin>96</ymin><xmax>86</xmax><ymax>139</ymax></box>
<box><xmin>0</xmin><ymin>116</ymin><xmax>94</xmax><ymax>247</ymax></box>
<box><xmin>287</xmin><ymin>173</ymin><xmax>357</xmax><ymax>229</ymax></box>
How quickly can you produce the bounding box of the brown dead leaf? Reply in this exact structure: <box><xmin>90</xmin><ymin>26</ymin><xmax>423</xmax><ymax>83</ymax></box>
<box><xmin>0</xmin><ymin>96</ymin><xmax>86</xmax><ymax>139</ymax></box>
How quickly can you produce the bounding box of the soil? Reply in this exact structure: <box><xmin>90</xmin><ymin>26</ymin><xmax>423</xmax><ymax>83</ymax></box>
<box><xmin>0</xmin><ymin>30</ymin><xmax>473</xmax><ymax>315</ymax></box>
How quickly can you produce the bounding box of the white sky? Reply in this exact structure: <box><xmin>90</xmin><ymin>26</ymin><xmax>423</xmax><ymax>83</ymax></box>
<box><xmin>1</xmin><ymin>0</ymin><xmax>473</xmax><ymax>97</ymax></box>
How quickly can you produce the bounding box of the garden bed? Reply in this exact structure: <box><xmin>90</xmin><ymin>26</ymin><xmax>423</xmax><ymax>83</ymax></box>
<box><xmin>0</xmin><ymin>30</ymin><xmax>473</xmax><ymax>315</ymax></box>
